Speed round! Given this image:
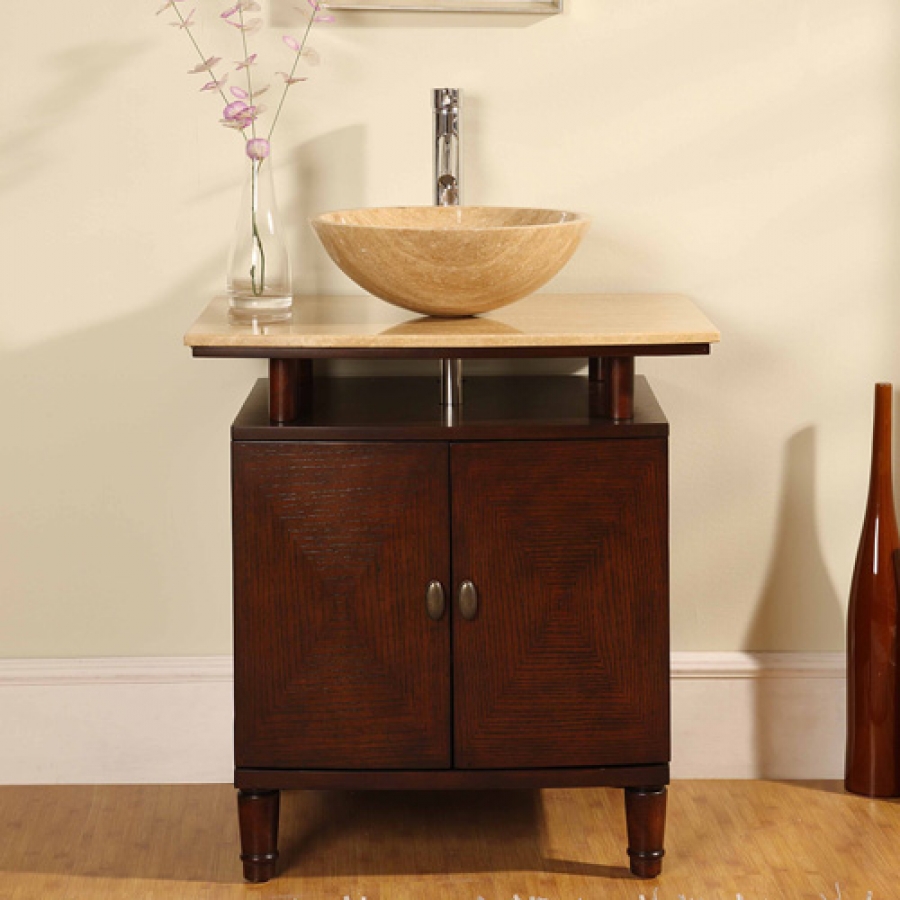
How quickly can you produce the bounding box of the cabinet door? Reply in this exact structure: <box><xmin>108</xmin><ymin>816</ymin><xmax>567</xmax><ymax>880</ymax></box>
<box><xmin>451</xmin><ymin>440</ymin><xmax>669</xmax><ymax>770</ymax></box>
<box><xmin>233</xmin><ymin>441</ymin><xmax>451</xmax><ymax>770</ymax></box>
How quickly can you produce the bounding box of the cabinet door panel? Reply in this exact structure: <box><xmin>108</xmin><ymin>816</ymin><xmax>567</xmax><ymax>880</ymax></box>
<box><xmin>451</xmin><ymin>440</ymin><xmax>668</xmax><ymax>769</ymax></box>
<box><xmin>233</xmin><ymin>442</ymin><xmax>451</xmax><ymax>769</ymax></box>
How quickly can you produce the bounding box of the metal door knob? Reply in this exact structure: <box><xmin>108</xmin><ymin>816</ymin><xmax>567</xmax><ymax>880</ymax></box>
<box><xmin>425</xmin><ymin>581</ymin><xmax>446</xmax><ymax>621</ymax></box>
<box><xmin>458</xmin><ymin>581</ymin><xmax>478</xmax><ymax>621</ymax></box>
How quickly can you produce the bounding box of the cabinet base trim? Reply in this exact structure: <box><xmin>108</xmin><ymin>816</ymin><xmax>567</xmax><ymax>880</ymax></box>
<box><xmin>234</xmin><ymin>765</ymin><xmax>670</xmax><ymax>792</ymax></box>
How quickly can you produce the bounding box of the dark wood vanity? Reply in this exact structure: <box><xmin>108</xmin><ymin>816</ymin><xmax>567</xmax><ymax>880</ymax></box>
<box><xmin>185</xmin><ymin>293</ymin><xmax>719</xmax><ymax>883</ymax></box>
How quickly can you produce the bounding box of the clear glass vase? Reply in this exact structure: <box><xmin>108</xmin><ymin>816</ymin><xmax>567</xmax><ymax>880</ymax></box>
<box><xmin>228</xmin><ymin>153</ymin><xmax>292</xmax><ymax>322</ymax></box>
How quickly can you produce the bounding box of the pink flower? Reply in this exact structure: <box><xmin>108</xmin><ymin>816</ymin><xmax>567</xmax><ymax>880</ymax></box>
<box><xmin>276</xmin><ymin>71</ymin><xmax>307</xmax><ymax>85</ymax></box>
<box><xmin>221</xmin><ymin>100</ymin><xmax>265</xmax><ymax>130</ymax></box>
<box><xmin>227</xmin><ymin>17</ymin><xmax>262</xmax><ymax>33</ymax></box>
<box><xmin>223</xmin><ymin>100</ymin><xmax>250</xmax><ymax>120</ymax></box>
<box><xmin>170</xmin><ymin>8</ymin><xmax>195</xmax><ymax>28</ymax></box>
<box><xmin>155</xmin><ymin>0</ymin><xmax>184</xmax><ymax>15</ymax></box>
<box><xmin>293</xmin><ymin>2</ymin><xmax>333</xmax><ymax>23</ymax></box>
<box><xmin>222</xmin><ymin>0</ymin><xmax>260</xmax><ymax>16</ymax></box>
<box><xmin>158</xmin><ymin>0</ymin><xmax>327</xmax><ymax>146</ymax></box>
<box><xmin>246</xmin><ymin>138</ymin><xmax>270</xmax><ymax>160</ymax></box>
<box><xmin>308</xmin><ymin>0</ymin><xmax>334</xmax><ymax>23</ymax></box>
<box><xmin>200</xmin><ymin>74</ymin><xmax>229</xmax><ymax>91</ymax></box>
<box><xmin>187</xmin><ymin>56</ymin><xmax>221</xmax><ymax>74</ymax></box>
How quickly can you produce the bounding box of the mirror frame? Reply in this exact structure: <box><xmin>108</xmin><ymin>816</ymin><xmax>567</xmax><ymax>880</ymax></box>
<box><xmin>321</xmin><ymin>0</ymin><xmax>561</xmax><ymax>12</ymax></box>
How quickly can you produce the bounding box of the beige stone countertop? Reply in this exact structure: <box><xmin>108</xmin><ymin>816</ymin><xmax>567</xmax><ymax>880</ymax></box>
<box><xmin>184</xmin><ymin>293</ymin><xmax>720</xmax><ymax>352</ymax></box>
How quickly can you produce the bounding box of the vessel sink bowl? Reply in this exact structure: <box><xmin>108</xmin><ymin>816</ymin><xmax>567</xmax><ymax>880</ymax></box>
<box><xmin>311</xmin><ymin>206</ymin><xmax>590</xmax><ymax>317</ymax></box>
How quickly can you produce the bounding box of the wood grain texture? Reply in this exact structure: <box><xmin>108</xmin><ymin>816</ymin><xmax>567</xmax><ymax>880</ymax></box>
<box><xmin>450</xmin><ymin>440</ymin><xmax>669</xmax><ymax>769</ymax></box>
<box><xmin>232</xmin><ymin>441</ymin><xmax>452</xmax><ymax>770</ymax></box>
<box><xmin>0</xmin><ymin>782</ymin><xmax>897</xmax><ymax>898</ymax></box>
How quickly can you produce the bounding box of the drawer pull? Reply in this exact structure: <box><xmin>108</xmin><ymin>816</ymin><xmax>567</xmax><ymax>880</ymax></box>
<box><xmin>458</xmin><ymin>581</ymin><xmax>479</xmax><ymax>621</ymax></box>
<box><xmin>425</xmin><ymin>581</ymin><xmax>446</xmax><ymax>621</ymax></box>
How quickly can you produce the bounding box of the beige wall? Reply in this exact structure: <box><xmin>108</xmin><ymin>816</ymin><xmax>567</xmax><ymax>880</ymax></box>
<box><xmin>2</xmin><ymin>0</ymin><xmax>898</xmax><ymax>657</ymax></box>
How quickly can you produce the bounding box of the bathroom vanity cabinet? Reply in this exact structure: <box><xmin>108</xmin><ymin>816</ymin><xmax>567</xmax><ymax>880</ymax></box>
<box><xmin>185</xmin><ymin>293</ymin><xmax>719</xmax><ymax>884</ymax></box>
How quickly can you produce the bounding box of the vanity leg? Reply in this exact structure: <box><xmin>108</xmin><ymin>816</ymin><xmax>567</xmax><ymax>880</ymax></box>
<box><xmin>624</xmin><ymin>785</ymin><xmax>667</xmax><ymax>879</ymax></box>
<box><xmin>237</xmin><ymin>788</ymin><xmax>280</xmax><ymax>883</ymax></box>
<box><xmin>269</xmin><ymin>359</ymin><xmax>314</xmax><ymax>424</ymax></box>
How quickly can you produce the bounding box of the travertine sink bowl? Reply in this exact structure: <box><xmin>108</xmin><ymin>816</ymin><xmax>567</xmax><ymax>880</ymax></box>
<box><xmin>311</xmin><ymin>206</ymin><xmax>590</xmax><ymax>317</ymax></box>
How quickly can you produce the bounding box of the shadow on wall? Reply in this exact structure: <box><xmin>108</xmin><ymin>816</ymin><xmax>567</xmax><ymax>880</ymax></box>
<box><xmin>0</xmin><ymin>40</ymin><xmax>146</xmax><ymax>193</ymax></box>
<box><xmin>0</xmin><ymin>262</ymin><xmax>261</xmax><ymax>657</ymax></box>
<box><xmin>748</xmin><ymin>426</ymin><xmax>843</xmax><ymax>652</ymax></box>
<box><xmin>747</xmin><ymin>426</ymin><xmax>845</xmax><ymax>777</ymax></box>
<box><xmin>288</xmin><ymin>126</ymin><xmax>368</xmax><ymax>296</ymax></box>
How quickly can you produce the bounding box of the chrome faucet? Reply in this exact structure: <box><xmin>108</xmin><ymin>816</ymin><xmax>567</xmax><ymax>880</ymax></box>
<box><xmin>434</xmin><ymin>88</ymin><xmax>463</xmax><ymax>411</ymax></box>
<box><xmin>434</xmin><ymin>88</ymin><xmax>460</xmax><ymax>207</ymax></box>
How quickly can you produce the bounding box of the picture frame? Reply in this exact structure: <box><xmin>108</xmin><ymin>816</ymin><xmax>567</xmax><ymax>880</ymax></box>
<box><xmin>321</xmin><ymin>0</ymin><xmax>561</xmax><ymax>12</ymax></box>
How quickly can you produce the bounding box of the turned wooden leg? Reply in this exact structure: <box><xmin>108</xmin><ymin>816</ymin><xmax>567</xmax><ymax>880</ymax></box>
<box><xmin>237</xmin><ymin>789</ymin><xmax>280</xmax><ymax>883</ymax></box>
<box><xmin>624</xmin><ymin>785</ymin><xmax>667</xmax><ymax>878</ymax></box>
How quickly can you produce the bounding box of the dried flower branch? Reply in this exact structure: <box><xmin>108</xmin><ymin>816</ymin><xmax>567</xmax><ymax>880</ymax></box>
<box><xmin>156</xmin><ymin>0</ymin><xmax>329</xmax><ymax>149</ymax></box>
<box><xmin>155</xmin><ymin>0</ymin><xmax>330</xmax><ymax>301</ymax></box>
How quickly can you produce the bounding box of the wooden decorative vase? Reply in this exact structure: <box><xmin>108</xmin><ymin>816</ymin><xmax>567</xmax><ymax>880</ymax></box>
<box><xmin>846</xmin><ymin>382</ymin><xmax>900</xmax><ymax>797</ymax></box>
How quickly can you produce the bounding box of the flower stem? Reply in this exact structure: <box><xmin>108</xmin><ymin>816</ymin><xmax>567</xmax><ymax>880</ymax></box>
<box><xmin>236</xmin><ymin>5</ymin><xmax>257</xmax><ymax>139</ymax></box>
<box><xmin>171</xmin><ymin>4</ymin><xmax>233</xmax><ymax>114</ymax></box>
<box><xmin>249</xmin><ymin>159</ymin><xmax>266</xmax><ymax>296</ymax></box>
<box><xmin>266</xmin><ymin>2</ymin><xmax>319</xmax><ymax>142</ymax></box>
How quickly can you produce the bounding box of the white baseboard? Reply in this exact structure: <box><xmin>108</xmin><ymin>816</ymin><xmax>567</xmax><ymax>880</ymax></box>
<box><xmin>670</xmin><ymin>652</ymin><xmax>845</xmax><ymax>779</ymax></box>
<box><xmin>0</xmin><ymin>657</ymin><xmax>234</xmax><ymax>785</ymax></box>
<box><xmin>0</xmin><ymin>652</ymin><xmax>845</xmax><ymax>785</ymax></box>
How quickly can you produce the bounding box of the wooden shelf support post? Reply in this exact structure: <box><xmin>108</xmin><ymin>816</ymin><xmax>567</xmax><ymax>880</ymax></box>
<box><xmin>268</xmin><ymin>359</ymin><xmax>313</xmax><ymax>424</ymax></box>
<box><xmin>607</xmin><ymin>356</ymin><xmax>635</xmax><ymax>421</ymax></box>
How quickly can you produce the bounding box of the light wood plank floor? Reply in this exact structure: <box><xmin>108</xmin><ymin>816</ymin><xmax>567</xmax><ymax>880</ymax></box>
<box><xmin>0</xmin><ymin>781</ymin><xmax>897</xmax><ymax>900</ymax></box>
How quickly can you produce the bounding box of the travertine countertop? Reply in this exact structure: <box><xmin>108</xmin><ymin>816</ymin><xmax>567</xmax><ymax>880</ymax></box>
<box><xmin>184</xmin><ymin>293</ymin><xmax>720</xmax><ymax>352</ymax></box>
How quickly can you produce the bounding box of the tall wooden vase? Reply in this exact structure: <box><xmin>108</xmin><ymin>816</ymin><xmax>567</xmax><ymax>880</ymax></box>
<box><xmin>846</xmin><ymin>382</ymin><xmax>900</xmax><ymax>797</ymax></box>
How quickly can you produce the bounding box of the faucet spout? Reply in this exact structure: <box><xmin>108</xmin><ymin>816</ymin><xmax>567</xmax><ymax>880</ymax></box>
<box><xmin>433</xmin><ymin>88</ymin><xmax>460</xmax><ymax>207</ymax></box>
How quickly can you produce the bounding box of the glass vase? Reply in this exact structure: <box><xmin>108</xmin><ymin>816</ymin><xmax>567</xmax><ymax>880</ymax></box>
<box><xmin>228</xmin><ymin>153</ymin><xmax>292</xmax><ymax>322</ymax></box>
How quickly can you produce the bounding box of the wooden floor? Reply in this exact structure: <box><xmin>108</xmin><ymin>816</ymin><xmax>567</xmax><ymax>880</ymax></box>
<box><xmin>0</xmin><ymin>781</ymin><xmax>896</xmax><ymax>900</ymax></box>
